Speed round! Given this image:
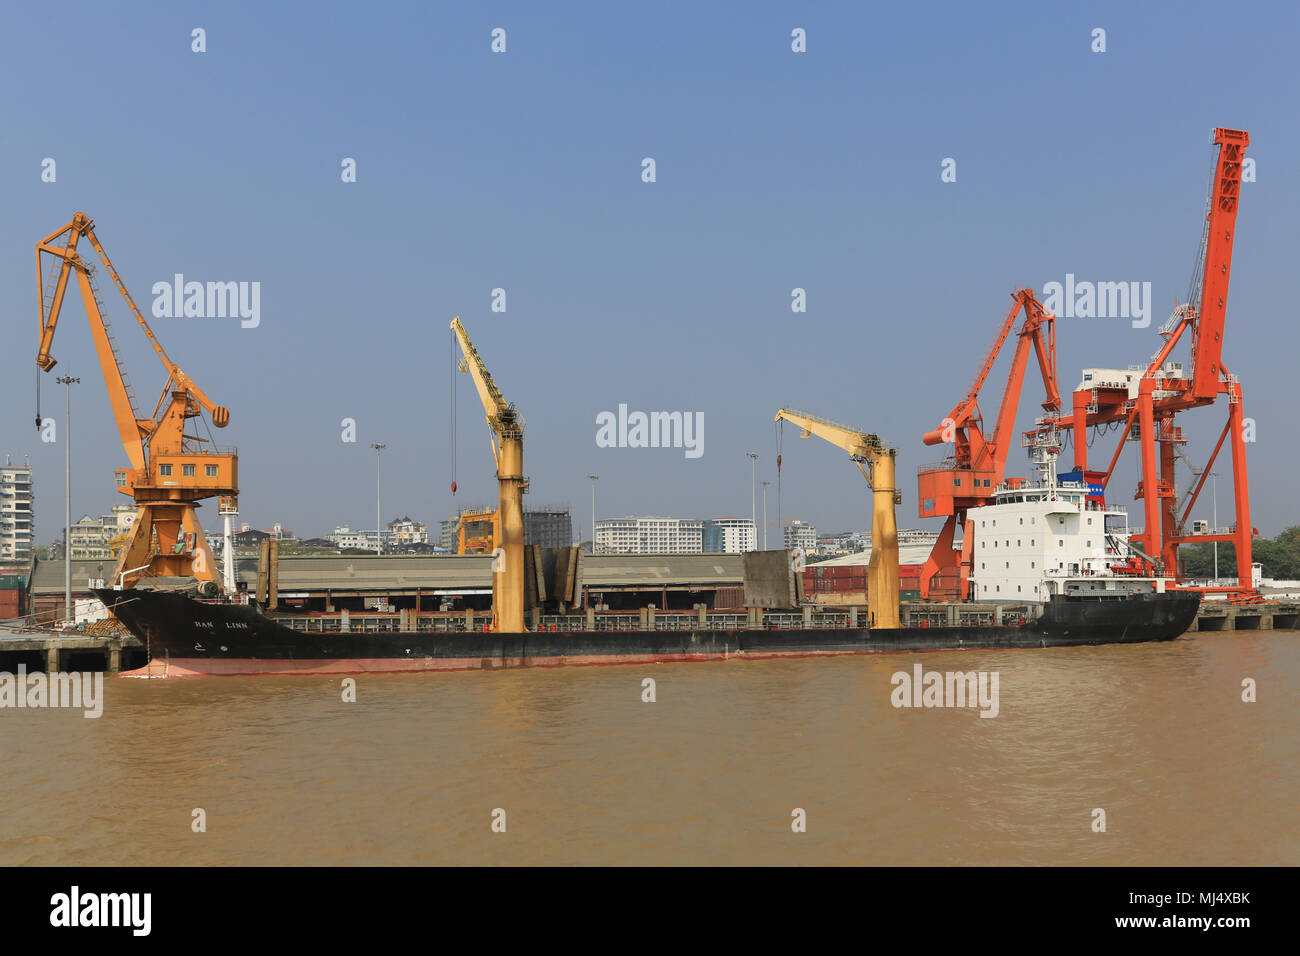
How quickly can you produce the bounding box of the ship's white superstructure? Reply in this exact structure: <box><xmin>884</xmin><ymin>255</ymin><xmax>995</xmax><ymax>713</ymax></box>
<box><xmin>968</xmin><ymin>429</ymin><xmax>1171</xmax><ymax>603</ymax></box>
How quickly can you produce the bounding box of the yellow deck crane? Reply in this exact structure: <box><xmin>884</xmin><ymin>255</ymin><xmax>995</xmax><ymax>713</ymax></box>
<box><xmin>35</xmin><ymin>212</ymin><xmax>237</xmax><ymax>589</ymax></box>
<box><xmin>450</xmin><ymin>317</ymin><xmax>526</xmax><ymax>632</ymax></box>
<box><xmin>774</xmin><ymin>408</ymin><xmax>900</xmax><ymax>629</ymax></box>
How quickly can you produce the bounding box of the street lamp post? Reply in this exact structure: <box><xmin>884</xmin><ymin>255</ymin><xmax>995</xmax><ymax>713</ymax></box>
<box><xmin>56</xmin><ymin>375</ymin><xmax>79</xmax><ymax>623</ymax></box>
<box><xmin>760</xmin><ymin>480</ymin><xmax>771</xmax><ymax>551</ymax></box>
<box><xmin>587</xmin><ymin>474</ymin><xmax>599</xmax><ymax>554</ymax></box>
<box><xmin>372</xmin><ymin>442</ymin><xmax>386</xmax><ymax>556</ymax></box>
<box><xmin>747</xmin><ymin>452</ymin><xmax>758</xmax><ymax>552</ymax></box>
<box><xmin>1210</xmin><ymin>472</ymin><xmax>1218</xmax><ymax>582</ymax></box>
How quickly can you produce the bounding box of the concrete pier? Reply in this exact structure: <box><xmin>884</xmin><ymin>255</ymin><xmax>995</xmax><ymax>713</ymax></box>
<box><xmin>0</xmin><ymin>631</ymin><xmax>146</xmax><ymax>674</ymax></box>
<box><xmin>1190</xmin><ymin>602</ymin><xmax>1299</xmax><ymax>632</ymax></box>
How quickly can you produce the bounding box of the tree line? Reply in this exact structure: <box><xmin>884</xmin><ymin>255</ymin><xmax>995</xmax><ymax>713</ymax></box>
<box><xmin>1179</xmin><ymin>526</ymin><xmax>1300</xmax><ymax>581</ymax></box>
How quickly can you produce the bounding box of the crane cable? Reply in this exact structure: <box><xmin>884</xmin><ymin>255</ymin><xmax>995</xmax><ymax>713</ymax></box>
<box><xmin>775</xmin><ymin>420</ymin><xmax>784</xmax><ymax>547</ymax></box>
<box><xmin>449</xmin><ymin>328</ymin><xmax>457</xmax><ymax>495</ymax></box>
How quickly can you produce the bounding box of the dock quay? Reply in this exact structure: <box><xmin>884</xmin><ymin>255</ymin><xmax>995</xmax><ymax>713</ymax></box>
<box><xmin>1188</xmin><ymin>601</ymin><xmax>1300</xmax><ymax>632</ymax></box>
<box><xmin>0</xmin><ymin>627</ymin><xmax>145</xmax><ymax>674</ymax></box>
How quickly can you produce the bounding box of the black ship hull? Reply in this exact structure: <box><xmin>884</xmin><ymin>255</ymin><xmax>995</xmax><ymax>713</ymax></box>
<box><xmin>95</xmin><ymin>588</ymin><xmax>1201</xmax><ymax>678</ymax></box>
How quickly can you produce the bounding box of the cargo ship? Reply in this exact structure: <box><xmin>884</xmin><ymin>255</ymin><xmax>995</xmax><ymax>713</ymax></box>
<box><xmin>95</xmin><ymin>469</ymin><xmax>1201</xmax><ymax>677</ymax></box>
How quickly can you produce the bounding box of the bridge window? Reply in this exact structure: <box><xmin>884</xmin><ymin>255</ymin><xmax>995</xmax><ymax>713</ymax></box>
<box><xmin>159</xmin><ymin>464</ymin><xmax>172</xmax><ymax>476</ymax></box>
<box><xmin>183</xmin><ymin>464</ymin><xmax>195</xmax><ymax>477</ymax></box>
<box><xmin>206</xmin><ymin>465</ymin><xmax>218</xmax><ymax>478</ymax></box>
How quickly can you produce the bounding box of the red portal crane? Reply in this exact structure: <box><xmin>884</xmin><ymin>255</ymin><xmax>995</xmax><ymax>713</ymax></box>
<box><xmin>916</xmin><ymin>288</ymin><xmax>1060</xmax><ymax>598</ymax></box>
<box><xmin>1027</xmin><ymin>128</ymin><xmax>1255</xmax><ymax>598</ymax></box>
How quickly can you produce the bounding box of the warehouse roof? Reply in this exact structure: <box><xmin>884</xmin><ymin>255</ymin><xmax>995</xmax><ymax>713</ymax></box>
<box><xmin>581</xmin><ymin>553</ymin><xmax>742</xmax><ymax>586</ymax></box>
<box><xmin>30</xmin><ymin>552</ymin><xmax>747</xmax><ymax>594</ymax></box>
<box><xmin>30</xmin><ymin>558</ymin><xmax>118</xmax><ymax>594</ymax></box>
<box><xmin>233</xmin><ymin>554</ymin><xmax>494</xmax><ymax>590</ymax></box>
<box><xmin>810</xmin><ymin>543</ymin><xmax>939</xmax><ymax>568</ymax></box>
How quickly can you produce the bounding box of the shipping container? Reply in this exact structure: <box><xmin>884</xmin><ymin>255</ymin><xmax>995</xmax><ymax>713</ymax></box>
<box><xmin>713</xmin><ymin>586</ymin><xmax>745</xmax><ymax>610</ymax></box>
<box><xmin>0</xmin><ymin>589</ymin><xmax>22</xmax><ymax>619</ymax></box>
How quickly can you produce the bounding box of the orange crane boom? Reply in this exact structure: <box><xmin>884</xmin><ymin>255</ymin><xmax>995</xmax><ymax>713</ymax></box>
<box><xmin>36</xmin><ymin>212</ymin><xmax>237</xmax><ymax>589</ymax></box>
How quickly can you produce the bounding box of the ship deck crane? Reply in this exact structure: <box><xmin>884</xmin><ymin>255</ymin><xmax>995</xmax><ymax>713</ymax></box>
<box><xmin>916</xmin><ymin>288</ymin><xmax>1060</xmax><ymax>599</ymax></box>
<box><xmin>774</xmin><ymin>408</ymin><xmax>900</xmax><ymax>629</ymax></box>
<box><xmin>35</xmin><ymin>212</ymin><xmax>237</xmax><ymax>590</ymax></box>
<box><xmin>450</xmin><ymin>317</ymin><xmax>527</xmax><ymax>632</ymax></box>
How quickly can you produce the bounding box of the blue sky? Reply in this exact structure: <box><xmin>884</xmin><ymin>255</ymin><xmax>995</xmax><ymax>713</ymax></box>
<box><xmin>2</xmin><ymin>0</ymin><xmax>1297</xmax><ymax>543</ymax></box>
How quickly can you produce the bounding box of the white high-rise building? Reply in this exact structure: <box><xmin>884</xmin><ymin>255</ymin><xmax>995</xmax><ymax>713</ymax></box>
<box><xmin>595</xmin><ymin>517</ymin><xmax>703</xmax><ymax>554</ymax></box>
<box><xmin>785</xmin><ymin>520</ymin><xmax>817</xmax><ymax>553</ymax></box>
<box><xmin>703</xmin><ymin>517</ymin><xmax>757</xmax><ymax>553</ymax></box>
<box><xmin>0</xmin><ymin>461</ymin><xmax>34</xmax><ymax>565</ymax></box>
<box><xmin>68</xmin><ymin>504</ymin><xmax>137</xmax><ymax>559</ymax></box>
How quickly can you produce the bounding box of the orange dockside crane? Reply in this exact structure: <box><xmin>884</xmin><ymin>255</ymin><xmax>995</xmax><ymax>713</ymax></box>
<box><xmin>921</xmin><ymin>128</ymin><xmax>1256</xmax><ymax>601</ymax></box>
<box><xmin>35</xmin><ymin>212</ymin><xmax>237</xmax><ymax>590</ymax></box>
<box><xmin>916</xmin><ymin>289</ymin><xmax>1060</xmax><ymax>599</ymax></box>
<box><xmin>1030</xmin><ymin>128</ymin><xmax>1257</xmax><ymax>599</ymax></box>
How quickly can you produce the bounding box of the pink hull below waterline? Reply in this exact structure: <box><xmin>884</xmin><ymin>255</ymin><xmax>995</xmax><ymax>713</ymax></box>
<box><xmin>116</xmin><ymin>649</ymin><xmax>876</xmax><ymax>678</ymax></box>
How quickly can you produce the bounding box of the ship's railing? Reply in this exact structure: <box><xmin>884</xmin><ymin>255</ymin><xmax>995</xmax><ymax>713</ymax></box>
<box><xmin>270</xmin><ymin>607</ymin><xmax>1054</xmax><ymax>632</ymax></box>
<box><xmin>917</xmin><ymin>459</ymin><xmax>961</xmax><ymax>475</ymax></box>
<box><xmin>274</xmin><ymin>609</ymin><xmax>860</xmax><ymax>633</ymax></box>
<box><xmin>901</xmin><ymin>605</ymin><xmax>1002</xmax><ymax>627</ymax></box>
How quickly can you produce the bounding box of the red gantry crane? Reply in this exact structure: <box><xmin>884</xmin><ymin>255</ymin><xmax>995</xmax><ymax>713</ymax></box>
<box><xmin>916</xmin><ymin>288</ymin><xmax>1060</xmax><ymax>598</ymax></box>
<box><xmin>1026</xmin><ymin>128</ymin><xmax>1256</xmax><ymax>598</ymax></box>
